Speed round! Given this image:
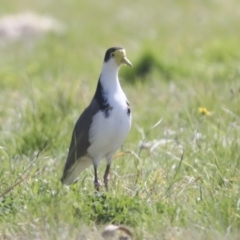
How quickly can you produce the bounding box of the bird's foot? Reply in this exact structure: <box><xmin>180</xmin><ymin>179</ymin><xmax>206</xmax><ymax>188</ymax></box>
<box><xmin>94</xmin><ymin>180</ymin><xmax>102</xmax><ymax>191</ymax></box>
<box><xmin>103</xmin><ymin>174</ymin><xmax>110</xmax><ymax>191</ymax></box>
<box><xmin>104</xmin><ymin>182</ymin><xmax>108</xmax><ymax>191</ymax></box>
<box><xmin>103</xmin><ymin>164</ymin><xmax>111</xmax><ymax>191</ymax></box>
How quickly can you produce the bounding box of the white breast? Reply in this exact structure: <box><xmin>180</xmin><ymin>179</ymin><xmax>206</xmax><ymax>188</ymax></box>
<box><xmin>87</xmin><ymin>91</ymin><xmax>131</xmax><ymax>161</ymax></box>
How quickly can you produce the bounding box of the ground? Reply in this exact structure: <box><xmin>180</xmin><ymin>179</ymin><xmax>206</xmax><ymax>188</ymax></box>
<box><xmin>0</xmin><ymin>0</ymin><xmax>240</xmax><ymax>239</ymax></box>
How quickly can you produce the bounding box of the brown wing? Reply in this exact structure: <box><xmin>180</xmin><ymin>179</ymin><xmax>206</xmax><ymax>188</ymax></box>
<box><xmin>61</xmin><ymin>99</ymin><xmax>100</xmax><ymax>185</ymax></box>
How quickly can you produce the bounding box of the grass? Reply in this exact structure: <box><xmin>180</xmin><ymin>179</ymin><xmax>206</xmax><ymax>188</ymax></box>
<box><xmin>0</xmin><ymin>0</ymin><xmax>240</xmax><ymax>239</ymax></box>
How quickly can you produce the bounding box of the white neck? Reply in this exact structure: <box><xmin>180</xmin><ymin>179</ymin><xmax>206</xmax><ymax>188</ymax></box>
<box><xmin>99</xmin><ymin>59</ymin><xmax>121</xmax><ymax>94</ymax></box>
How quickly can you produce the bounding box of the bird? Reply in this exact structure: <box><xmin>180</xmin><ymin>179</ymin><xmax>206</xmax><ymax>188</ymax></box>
<box><xmin>61</xmin><ymin>47</ymin><xmax>132</xmax><ymax>191</ymax></box>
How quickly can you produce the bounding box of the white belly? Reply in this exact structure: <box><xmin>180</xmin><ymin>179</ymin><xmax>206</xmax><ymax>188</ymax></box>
<box><xmin>87</xmin><ymin>103</ymin><xmax>131</xmax><ymax>161</ymax></box>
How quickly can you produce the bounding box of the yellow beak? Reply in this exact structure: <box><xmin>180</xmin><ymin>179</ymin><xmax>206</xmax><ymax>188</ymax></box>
<box><xmin>121</xmin><ymin>56</ymin><xmax>133</xmax><ymax>67</ymax></box>
<box><xmin>114</xmin><ymin>49</ymin><xmax>133</xmax><ymax>67</ymax></box>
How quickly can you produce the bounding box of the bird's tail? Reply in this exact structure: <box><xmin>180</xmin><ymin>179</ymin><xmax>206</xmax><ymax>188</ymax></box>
<box><xmin>61</xmin><ymin>156</ymin><xmax>92</xmax><ymax>185</ymax></box>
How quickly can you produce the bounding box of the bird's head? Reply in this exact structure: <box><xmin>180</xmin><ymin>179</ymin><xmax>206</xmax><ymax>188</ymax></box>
<box><xmin>104</xmin><ymin>47</ymin><xmax>132</xmax><ymax>68</ymax></box>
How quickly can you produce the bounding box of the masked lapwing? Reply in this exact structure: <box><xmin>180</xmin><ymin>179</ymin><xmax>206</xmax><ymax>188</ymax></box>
<box><xmin>61</xmin><ymin>47</ymin><xmax>132</xmax><ymax>191</ymax></box>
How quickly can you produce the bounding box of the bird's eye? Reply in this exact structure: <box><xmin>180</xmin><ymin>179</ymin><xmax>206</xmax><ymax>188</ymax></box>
<box><xmin>111</xmin><ymin>53</ymin><xmax>115</xmax><ymax>57</ymax></box>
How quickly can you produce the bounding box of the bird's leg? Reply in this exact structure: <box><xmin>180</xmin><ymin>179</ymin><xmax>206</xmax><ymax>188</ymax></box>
<box><xmin>103</xmin><ymin>164</ymin><xmax>111</xmax><ymax>191</ymax></box>
<box><xmin>94</xmin><ymin>165</ymin><xmax>101</xmax><ymax>191</ymax></box>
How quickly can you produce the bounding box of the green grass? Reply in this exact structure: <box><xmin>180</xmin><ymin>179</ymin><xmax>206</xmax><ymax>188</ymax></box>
<box><xmin>1</xmin><ymin>0</ymin><xmax>240</xmax><ymax>239</ymax></box>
